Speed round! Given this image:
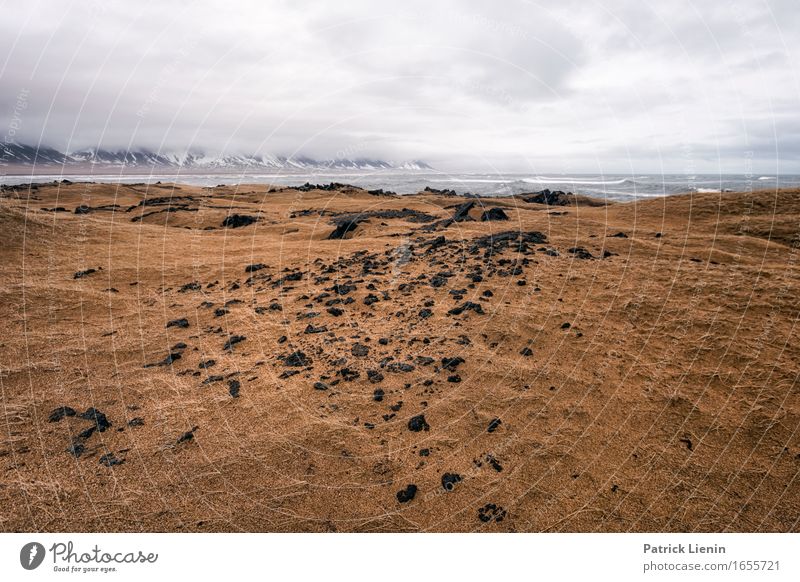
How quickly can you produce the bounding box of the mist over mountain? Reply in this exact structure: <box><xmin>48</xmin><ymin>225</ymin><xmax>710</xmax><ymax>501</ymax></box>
<box><xmin>0</xmin><ymin>143</ymin><xmax>434</xmax><ymax>172</ymax></box>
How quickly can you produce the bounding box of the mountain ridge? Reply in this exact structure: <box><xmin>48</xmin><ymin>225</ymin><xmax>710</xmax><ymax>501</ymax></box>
<box><xmin>0</xmin><ymin>143</ymin><xmax>434</xmax><ymax>171</ymax></box>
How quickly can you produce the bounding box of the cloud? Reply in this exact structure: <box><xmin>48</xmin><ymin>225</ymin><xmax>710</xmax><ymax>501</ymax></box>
<box><xmin>0</xmin><ymin>0</ymin><xmax>798</xmax><ymax>172</ymax></box>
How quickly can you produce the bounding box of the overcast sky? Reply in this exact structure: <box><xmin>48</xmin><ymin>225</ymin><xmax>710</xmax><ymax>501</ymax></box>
<box><xmin>1</xmin><ymin>0</ymin><xmax>799</xmax><ymax>172</ymax></box>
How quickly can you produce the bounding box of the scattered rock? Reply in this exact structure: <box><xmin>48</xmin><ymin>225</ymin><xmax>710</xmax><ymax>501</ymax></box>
<box><xmin>408</xmin><ymin>414</ymin><xmax>430</xmax><ymax>432</ymax></box>
<box><xmin>73</xmin><ymin>268</ymin><xmax>97</xmax><ymax>279</ymax></box>
<box><xmin>481</xmin><ymin>207</ymin><xmax>509</xmax><ymax>221</ymax></box>
<box><xmin>284</xmin><ymin>351</ymin><xmax>311</xmax><ymax>366</ymax></box>
<box><xmin>222</xmin><ymin>214</ymin><xmax>258</xmax><ymax>228</ymax></box>
<box><xmin>441</xmin><ymin>472</ymin><xmax>462</xmax><ymax>491</ymax></box>
<box><xmin>228</xmin><ymin>379</ymin><xmax>241</xmax><ymax>398</ymax></box>
<box><xmin>396</xmin><ymin>484</ymin><xmax>418</xmax><ymax>503</ymax></box>
<box><xmin>223</xmin><ymin>335</ymin><xmax>246</xmax><ymax>351</ymax></box>
<box><xmin>487</xmin><ymin>418</ymin><xmax>502</xmax><ymax>433</ymax></box>
<box><xmin>48</xmin><ymin>406</ymin><xmax>76</xmax><ymax>423</ymax></box>
<box><xmin>351</xmin><ymin>343</ymin><xmax>369</xmax><ymax>357</ymax></box>
<box><xmin>166</xmin><ymin>318</ymin><xmax>190</xmax><ymax>329</ymax></box>
<box><xmin>478</xmin><ymin>503</ymin><xmax>507</xmax><ymax>523</ymax></box>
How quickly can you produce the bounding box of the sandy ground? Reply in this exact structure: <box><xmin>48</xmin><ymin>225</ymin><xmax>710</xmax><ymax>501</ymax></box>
<box><xmin>0</xmin><ymin>180</ymin><xmax>798</xmax><ymax>532</ymax></box>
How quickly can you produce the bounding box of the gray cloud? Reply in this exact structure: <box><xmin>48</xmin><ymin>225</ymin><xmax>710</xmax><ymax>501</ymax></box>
<box><xmin>1</xmin><ymin>0</ymin><xmax>798</xmax><ymax>172</ymax></box>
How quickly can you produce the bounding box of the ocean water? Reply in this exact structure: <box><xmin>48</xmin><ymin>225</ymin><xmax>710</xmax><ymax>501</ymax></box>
<box><xmin>3</xmin><ymin>171</ymin><xmax>800</xmax><ymax>202</ymax></box>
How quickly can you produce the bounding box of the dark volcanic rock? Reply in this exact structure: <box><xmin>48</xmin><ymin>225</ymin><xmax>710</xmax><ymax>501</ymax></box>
<box><xmin>328</xmin><ymin>219</ymin><xmax>362</xmax><ymax>240</ymax></box>
<box><xmin>143</xmin><ymin>352</ymin><xmax>182</xmax><ymax>368</ymax></box>
<box><xmin>386</xmin><ymin>362</ymin><xmax>415</xmax><ymax>373</ymax></box>
<box><xmin>487</xmin><ymin>418</ymin><xmax>502</xmax><ymax>433</ymax></box>
<box><xmin>245</xmin><ymin>263</ymin><xmax>267</xmax><ymax>272</ymax></box>
<box><xmin>313</xmin><ymin>381</ymin><xmax>329</xmax><ymax>391</ymax></box>
<box><xmin>284</xmin><ymin>351</ymin><xmax>311</xmax><ymax>366</ymax></box>
<box><xmin>327</xmin><ymin>307</ymin><xmax>344</xmax><ymax>316</ymax></box>
<box><xmin>396</xmin><ymin>484</ymin><xmax>418</xmax><ymax>503</ymax></box>
<box><xmin>80</xmin><ymin>407</ymin><xmax>111</xmax><ymax>432</ymax></box>
<box><xmin>48</xmin><ymin>406</ymin><xmax>77</xmax><ymax>423</ymax></box>
<box><xmin>99</xmin><ymin>452</ymin><xmax>124</xmax><ymax>467</ymax></box>
<box><xmin>367</xmin><ymin>369</ymin><xmax>384</xmax><ymax>384</ymax></box>
<box><xmin>441</xmin><ymin>472</ymin><xmax>462</xmax><ymax>491</ymax></box>
<box><xmin>478</xmin><ymin>503</ymin><xmax>507</xmax><ymax>523</ymax></box>
<box><xmin>452</xmin><ymin>201</ymin><xmax>475</xmax><ymax>222</ymax></box>
<box><xmin>373</xmin><ymin>388</ymin><xmax>385</xmax><ymax>402</ymax></box>
<box><xmin>222</xmin><ymin>214</ymin><xmax>258</xmax><ymax>228</ymax></box>
<box><xmin>481</xmin><ymin>207</ymin><xmax>509</xmax><ymax>221</ymax></box>
<box><xmin>166</xmin><ymin>317</ymin><xmax>190</xmax><ymax>329</ymax></box>
<box><xmin>568</xmin><ymin>247</ymin><xmax>594</xmax><ymax>259</ymax></box>
<box><xmin>363</xmin><ymin>294</ymin><xmax>379</xmax><ymax>306</ymax></box>
<box><xmin>176</xmin><ymin>426</ymin><xmax>198</xmax><ymax>444</ymax></box>
<box><xmin>441</xmin><ymin>356</ymin><xmax>465</xmax><ymax>371</ymax></box>
<box><xmin>228</xmin><ymin>379</ymin><xmax>241</xmax><ymax>398</ymax></box>
<box><xmin>351</xmin><ymin>343</ymin><xmax>369</xmax><ymax>357</ymax></box>
<box><xmin>522</xmin><ymin>189</ymin><xmax>571</xmax><ymax>206</ymax></box>
<box><xmin>179</xmin><ymin>282</ymin><xmax>201</xmax><ymax>292</ymax></box>
<box><xmin>408</xmin><ymin>414</ymin><xmax>430</xmax><ymax>432</ymax></box>
<box><xmin>448</xmin><ymin>302</ymin><xmax>484</xmax><ymax>316</ymax></box>
<box><xmin>223</xmin><ymin>335</ymin><xmax>246</xmax><ymax>351</ymax></box>
<box><xmin>520</xmin><ymin>347</ymin><xmax>533</xmax><ymax>356</ymax></box>
<box><xmin>73</xmin><ymin>268</ymin><xmax>97</xmax><ymax>279</ymax></box>
<box><xmin>304</xmin><ymin>324</ymin><xmax>328</xmax><ymax>334</ymax></box>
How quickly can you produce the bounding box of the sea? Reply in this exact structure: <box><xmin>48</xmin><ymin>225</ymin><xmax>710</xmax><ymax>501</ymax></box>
<box><xmin>2</xmin><ymin>171</ymin><xmax>800</xmax><ymax>202</ymax></box>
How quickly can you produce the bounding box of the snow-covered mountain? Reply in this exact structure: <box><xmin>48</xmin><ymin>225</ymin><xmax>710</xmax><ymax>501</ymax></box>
<box><xmin>0</xmin><ymin>143</ymin><xmax>434</xmax><ymax>171</ymax></box>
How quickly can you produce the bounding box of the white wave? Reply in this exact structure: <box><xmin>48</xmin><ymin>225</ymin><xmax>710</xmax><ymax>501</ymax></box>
<box><xmin>521</xmin><ymin>176</ymin><xmax>629</xmax><ymax>185</ymax></box>
<box><xmin>758</xmin><ymin>176</ymin><xmax>774</xmax><ymax>180</ymax></box>
<box><xmin>695</xmin><ymin>188</ymin><xmax>721</xmax><ymax>193</ymax></box>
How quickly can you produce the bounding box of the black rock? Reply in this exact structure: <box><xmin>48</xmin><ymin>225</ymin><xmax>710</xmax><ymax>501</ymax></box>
<box><xmin>568</xmin><ymin>247</ymin><xmax>594</xmax><ymax>259</ymax></box>
<box><xmin>561</xmin><ymin>322</ymin><xmax>571</xmax><ymax>329</ymax></box>
<box><xmin>328</xmin><ymin>219</ymin><xmax>362</xmax><ymax>240</ymax></box>
<box><xmin>522</xmin><ymin>189</ymin><xmax>572</xmax><ymax>206</ymax></box>
<box><xmin>223</xmin><ymin>335</ymin><xmax>246</xmax><ymax>351</ymax></box>
<box><xmin>609</xmin><ymin>232</ymin><xmax>628</xmax><ymax>238</ymax></box>
<box><xmin>363</xmin><ymin>294</ymin><xmax>379</xmax><ymax>306</ymax></box>
<box><xmin>176</xmin><ymin>426</ymin><xmax>198</xmax><ymax>444</ymax></box>
<box><xmin>313</xmin><ymin>381</ymin><xmax>329</xmax><ymax>391</ymax></box>
<box><xmin>487</xmin><ymin>418</ymin><xmax>502</xmax><ymax>433</ymax></box>
<box><xmin>367</xmin><ymin>369</ymin><xmax>384</xmax><ymax>384</ymax></box>
<box><xmin>441</xmin><ymin>472</ymin><xmax>462</xmax><ymax>491</ymax></box>
<box><xmin>73</xmin><ymin>268</ymin><xmax>97</xmax><ymax>279</ymax></box>
<box><xmin>327</xmin><ymin>307</ymin><xmax>344</xmax><ymax>316</ymax></box>
<box><xmin>386</xmin><ymin>362</ymin><xmax>415</xmax><ymax>373</ymax></box>
<box><xmin>198</xmin><ymin>359</ymin><xmax>216</xmax><ymax>369</ymax></box>
<box><xmin>284</xmin><ymin>351</ymin><xmax>310</xmax><ymax>366</ymax></box>
<box><xmin>351</xmin><ymin>343</ymin><xmax>369</xmax><ymax>357</ymax></box>
<box><xmin>201</xmin><ymin>375</ymin><xmax>224</xmax><ymax>385</ymax></box>
<box><xmin>520</xmin><ymin>347</ymin><xmax>533</xmax><ymax>356</ymax></box>
<box><xmin>448</xmin><ymin>302</ymin><xmax>484</xmax><ymax>316</ymax></box>
<box><xmin>396</xmin><ymin>484</ymin><xmax>418</xmax><ymax>503</ymax></box>
<box><xmin>99</xmin><ymin>452</ymin><xmax>124</xmax><ymax>467</ymax></box>
<box><xmin>408</xmin><ymin>414</ymin><xmax>430</xmax><ymax>432</ymax></box>
<box><xmin>67</xmin><ymin>441</ymin><xmax>85</xmax><ymax>457</ymax></box>
<box><xmin>48</xmin><ymin>406</ymin><xmax>76</xmax><ymax>423</ymax></box>
<box><xmin>228</xmin><ymin>379</ymin><xmax>241</xmax><ymax>398</ymax></box>
<box><xmin>214</xmin><ymin>308</ymin><xmax>229</xmax><ymax>317</ymax></box>
<box><xmin>128</xmin><ymin>417</ymin><xmax>145</xmax><ymax>427</ymax></box>
<box><xmin>453</xmin><ymin>201</ymin><xmax>475</xmax><ymax>222</ymax></box>
<box><xmin>339</xmin><ymin>368</ymin><xmax>360</xmax><ymax>381</ymax></box>
<box><xmin>166</xmin><ymin>317</ymin><xmax>190</xmax><ymax>329</ymax></box>
<box><xmin>441</xmin><ymin>356</ymin><xmax>464</xmax><ymax>371</ymax></box>
<box><xmin>304</xmin><ymin>324</ymin><xmax>328</xmax><ymax>334</ymax></box>
<box><xmin>481</xmin><ymin>207</ymin><xmax>509</xmax><ymax>221</ymax></box>
<box><xmin>179</xmin><ymin>282</ymin><xmax>201</xmax><ymax>292</ymax></box>
<box><xmin>245</xmin><ymin>263</ymin><xmax>267</xmax><ymax>272</ymax></box>
<box><xmin>222</xmin><ymin>214</ymin><xmax>258</xmax><ymax>228</ymax></box>
<box><xmin>373</xmin><ymin>388</ymin><xmax>385</xmax><ymax>402</ymax></box>
<box><xmin>80</xmin><ymin>407</ymin><xmax>111</xmax><ymax>432</ymax></box>
<box><xmin>419</xmin><ymin>308</ymin><xmax>433</xmax><ymax>318</ymax></box>
<box><xmin>447</xmin><ymin>374</ymin><xmax>461</xmax><ymax>383</ymax></box>
<box><xmin>478</xmin><ymin>503</ymin><xmax>507</xmax><ymax>523</ymax></box>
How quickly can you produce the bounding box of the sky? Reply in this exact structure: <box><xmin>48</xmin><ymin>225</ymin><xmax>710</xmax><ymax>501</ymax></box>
<box><xmin>1</xmin><ymin>0</ymin><xmax>799</xmax><ymax>173</ymax></box>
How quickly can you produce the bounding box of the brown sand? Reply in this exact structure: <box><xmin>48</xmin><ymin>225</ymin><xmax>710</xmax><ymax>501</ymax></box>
<box><xmin>0</xmin><ymin>181</ymin><xmax>798</xmax><ymax>532</ymax></box>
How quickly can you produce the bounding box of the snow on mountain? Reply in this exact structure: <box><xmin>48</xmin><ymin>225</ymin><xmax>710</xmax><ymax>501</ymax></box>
<box><xmin>0</xmin><ymin>143</ymin><xmax>434</xmax><ymax>171</ymax></box>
